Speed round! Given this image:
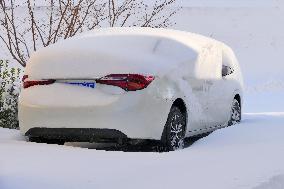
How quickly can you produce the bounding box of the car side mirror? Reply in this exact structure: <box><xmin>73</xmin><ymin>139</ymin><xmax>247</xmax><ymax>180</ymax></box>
<box><xmin>222</xmin><ymin>65</ymin><xmax>234</xmax><ymax>77</ymax></box>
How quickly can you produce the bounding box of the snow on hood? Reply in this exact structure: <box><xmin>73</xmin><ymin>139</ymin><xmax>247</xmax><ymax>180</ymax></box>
<box><xmin>25</xmin><ymin>27</ymin><xmax>212</xmax><ymax>80</ymax></box>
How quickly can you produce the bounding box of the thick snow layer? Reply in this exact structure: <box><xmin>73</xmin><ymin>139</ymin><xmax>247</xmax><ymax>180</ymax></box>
<box><xmin>1</xmin><ymin>90</ymin><xmax>284</xmax><ymax>189</ymax></box>
<box><xmin>25</xmin><ymin>27</ymin><xmax>216</xmax><ymax>79</ymax></box>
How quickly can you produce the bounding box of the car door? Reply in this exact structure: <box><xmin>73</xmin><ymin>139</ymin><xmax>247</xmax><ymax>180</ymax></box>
<box><xmin>205</xmin><ymin>45</ymin><xmax>236</xmax><ymax>128</ymax></box>
<box><xmin>199</xmin><ymin>43</ymin><xmax>226</xmax><ymax>128</ymax></box>
<box><xmin>185</xmin><ymin>42</ymin><xmax>222</xmax><ymax>131</ymax></box>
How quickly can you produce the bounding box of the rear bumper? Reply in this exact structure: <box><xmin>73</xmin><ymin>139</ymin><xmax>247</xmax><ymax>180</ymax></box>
<box><xmin>26</xmin><ymin>128</ymin><xmax>127</xmax><ymax>142</ymax></box>
<box><xmin>19</xmin><ymin>83</ymin><xmax>172</xmax><ymax>140</ymax></box>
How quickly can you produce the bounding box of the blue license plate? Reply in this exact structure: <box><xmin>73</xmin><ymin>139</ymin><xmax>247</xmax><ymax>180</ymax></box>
<box><xmin>67</xmin><ymin>82</ymin><xmax>96</xmax><ymax>89</ymax></box>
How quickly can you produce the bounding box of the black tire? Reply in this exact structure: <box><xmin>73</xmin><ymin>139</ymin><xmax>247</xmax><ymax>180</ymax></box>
<box><xmin>161</xmin><ymin>106</ymin><xmax>186</xmax><ymax>151</ymax></box>
<box><xmin>228</xmin><ymin>99</ymin><xmax>241</xmax><ymax>126</ymax></box>
<box><xmin>29</xmin><ymin>137</ymin><xmax>65</xmax><ymax>145</ymax></box>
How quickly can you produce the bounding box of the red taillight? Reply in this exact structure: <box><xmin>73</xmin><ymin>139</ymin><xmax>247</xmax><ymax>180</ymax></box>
<box><xmin>96</xmin><ymin>74</ymin><xmax>155</xmax><ymax>91</ymax></box>
<box><xmin>22</xmin><ymin>75</ymin><xmax>28</xmax><ymax>82</ymax></box>
<box><xmin>23</xmin><ymin>75</ymin><xmax>55</xmax><ymax>89</ymax></box>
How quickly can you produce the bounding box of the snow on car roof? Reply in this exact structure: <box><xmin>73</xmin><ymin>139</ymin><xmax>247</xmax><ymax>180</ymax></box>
<box><xmin>78</xmin><ymin>27</ymin><xmax>219</xmax><ymax>52</ymax></box>
<box><xmin>26</xmin><ymin>27</ymin><xmax>221</xmax><ymax>79</ymax></box>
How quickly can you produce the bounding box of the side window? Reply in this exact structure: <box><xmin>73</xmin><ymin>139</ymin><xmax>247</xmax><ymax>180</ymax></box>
<box><xmin>222</xmin><ymin>48</ymin><xmax>234</xmax><ymax>77</ymax></box>
<box><xmin>197</xmin><ymin>43</ymin><xmax>222</xmax><ymax>79</ymax></box>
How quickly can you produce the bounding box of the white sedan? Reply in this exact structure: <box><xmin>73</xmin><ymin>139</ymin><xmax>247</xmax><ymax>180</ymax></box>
<box><xmin>19</xmin><ymin>27</ymin><xmax>243</xmax><ymax>151</ymax></box>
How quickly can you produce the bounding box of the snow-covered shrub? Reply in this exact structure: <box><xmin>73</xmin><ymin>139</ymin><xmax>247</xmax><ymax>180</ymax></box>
<box><xmin>0</xmin><ymin>60</ymin><xmax>22</xmax><ymax>129</ymax></box>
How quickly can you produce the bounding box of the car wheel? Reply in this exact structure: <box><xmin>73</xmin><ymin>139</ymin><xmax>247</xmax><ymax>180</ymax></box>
<box><xmin>228</xmin><ymin>99</ymin><xmax>241</xmax><ymax>126</ymax></box>
<box><xmin>162</xmin><ymin>106</ymin><xmax>186</xmax><ymax>151</ymax></box>
<box><xmin>29</xmin><ymin>137</ymin><xmax>65</xmax><ymax>145</ymax></box>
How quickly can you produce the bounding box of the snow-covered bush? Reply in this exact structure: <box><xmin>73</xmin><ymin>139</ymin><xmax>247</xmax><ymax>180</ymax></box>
<box><xmin>0</xmin><ymin>60</ymin><xmax>22</xmax><ymax>129</ymax></box>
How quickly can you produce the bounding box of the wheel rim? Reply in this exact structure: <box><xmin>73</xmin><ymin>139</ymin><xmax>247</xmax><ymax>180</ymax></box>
<box><xmin>170</xmin><ymin>114</ymin><xmax>185</xmax><ymax>150</ymax></box>
<box><xmin>230</xmin><ymin>100</ymin><xmax>241</xmax><ymax>125</ymax></box>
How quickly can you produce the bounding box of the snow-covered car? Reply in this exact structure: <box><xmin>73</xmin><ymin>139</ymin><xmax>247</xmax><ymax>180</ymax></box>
<box><xmin>19</xmin><ymin>27</ymin><xmax>243</xmax><ymax>150</ymax></box>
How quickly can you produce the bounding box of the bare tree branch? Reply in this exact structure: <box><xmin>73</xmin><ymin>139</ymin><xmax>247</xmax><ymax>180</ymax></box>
<box><xmin>0</xmin><ymin>0</ymin><xmax>179</xmax><ymax>67</ymax></box>
<box><xmin>27</xmin><ymin>0</ymin><xmax>37</xmax><ymax>51</ymax></box>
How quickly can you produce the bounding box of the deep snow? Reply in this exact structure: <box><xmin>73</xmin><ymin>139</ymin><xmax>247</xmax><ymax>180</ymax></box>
<box><xmin>1</xmin><ymin>89</ymin><xmax>284</xmax><ymax>189</ymax></box>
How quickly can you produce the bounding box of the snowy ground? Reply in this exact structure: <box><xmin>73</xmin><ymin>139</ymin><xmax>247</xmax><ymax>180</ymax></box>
<box><xmin>1</xmin><ymin>90</ymin><xmax>284</xmax><ymax>189</ymax></box>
